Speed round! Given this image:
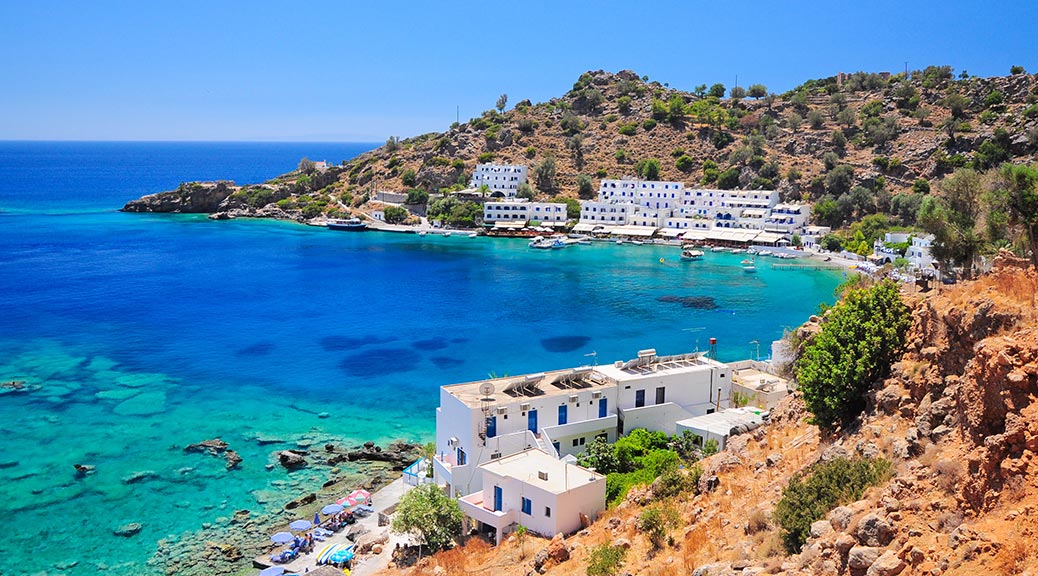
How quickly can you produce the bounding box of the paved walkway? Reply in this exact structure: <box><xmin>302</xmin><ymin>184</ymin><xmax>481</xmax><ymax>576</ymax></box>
<box><xmin>259</xmin><ymin>477</ymin><xmax>414</xmax><ymax>575</ymax></box>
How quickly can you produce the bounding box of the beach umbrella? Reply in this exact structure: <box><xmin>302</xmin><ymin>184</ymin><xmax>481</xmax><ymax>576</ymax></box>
<box><xmin>313</xmin><ymin>512</ymin><xmax>321</xmax><ymax>526</ymax></box>
<box><xmin>270</xmin><ymin>531</ymin><xmax>294</xmax><ymax>544</ymax></box>
<box><xmin>345</xmin><ymin>489</ymin><xmax>371</xmax><ymax>506</ymax></box>
<box><xmin>321</xmin><ymin>504</ymin><xmax>344</xmax><ymax>515</ymax></box>
<box><xmin>289</xmin><ymin>519</ymin><xmax>312</xmax><ymax>531</ymax></box>
<box><xmin>258</xmin><ymin>567</ymin><xmax>285</xmax><ymax>576</ymax></box>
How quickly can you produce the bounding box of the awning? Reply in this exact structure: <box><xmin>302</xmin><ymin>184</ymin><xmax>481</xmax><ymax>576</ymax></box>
<box><xmin>493</xmin><ymin>221</ymin><xmax>526</xmax><ymax>229</ymax></box>
<box><xmin>540</xmin><ymin>221</ymin><xmax>566</xmax><ymax>227</ymax></box>
<box><xmin>571</xmin><ymin>223</ymin><xmax>599</xmax><ymax>232</ymax></box>
<box><xmin>659</xmin><ymin>229</ymin><xmax>685</xmax><ymax>238</ymax></box>
<box><xmin>681</xmin><ymin>230</ymin><xmax>709</xmax><ymax>241</ymax></box>
<box><xmin>753</xmin><ymin>231</ymin><xmax>786</xmax><ymax>245</ymax></box>
<box><xmin>609</xmin><ymin>225</ymin><xmax>657</xmax><ymax>237</ymax></box>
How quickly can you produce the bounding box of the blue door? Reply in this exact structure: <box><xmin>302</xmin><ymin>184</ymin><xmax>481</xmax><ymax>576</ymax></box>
<box><xmin>493</xmin><ymin>486</ymin><xmax>502</xmax><ymax>511</ymax></box>
<box><xmin>635</xmin><ymin>389</ymin><xmax>645</xmax><ymax>408</ymax></box>
<box><xmin>486</xmin><ymin>416</ymin><xmax>497</xmax><ymax>438</ymax></box>
<box><xmin>558</xmin><ymin>404</ymin><xmax>567</xmax><ymax>425</ymax></box>
<box><xmin>528</xmin><ymin>409</ymin><xmax>538</xmax><ymax>433</ymax></box>
<box><xmin>598</xmin><ymin>398</ymin><xmax>607</xmax><ymax>418</ymax></box>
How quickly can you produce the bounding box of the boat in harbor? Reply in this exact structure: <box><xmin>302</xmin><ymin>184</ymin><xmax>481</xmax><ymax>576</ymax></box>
<box><xmin>529</xmin><ymin>236</ymin><xmax>566</xmax><ymax>249</ymax></box>
<box><xmin>742</xmin><ymin>258</ymin><xmax>757</xmax><ymax>273</ymax></box>
<box><xmin>680</xmin><ymin>247</ymin><xmax>705</xmax><ymax>261</ymax></box>
<box><xmin>326</xmin><ymin>218</ymin><xmax>368</xmax><ymax>231</ymax></box>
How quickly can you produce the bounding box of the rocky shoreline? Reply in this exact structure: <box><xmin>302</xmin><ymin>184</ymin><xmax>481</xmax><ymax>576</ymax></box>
<box><xmin>149</xmin><ymin>438</ymin><xmax>423</xmax><ymax>576</ymax></box>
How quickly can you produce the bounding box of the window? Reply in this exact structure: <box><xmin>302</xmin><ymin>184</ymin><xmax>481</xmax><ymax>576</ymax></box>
<box><xmin>456</xmin><ymin>448</ymin><xmax>466</xmax><ymax>466</ymax></box>
<box><xmin>655</xmin><ymin>386</ymin><xmax>665</xmax><ymax>405</ymax></box>
<box><xmin>635</xmin><ymin>389</ymin><xmax>645</xmax><ymax>408</ymax></box>
<box><xmin>572</xmin><ymin>438</ymin><xmax>580</xmax><ymax>447</ymax></box>
<box><xmin>521</xmin><ymin>497</ymin><xmax>532</xmax><ymax>515</ymax></box>
<box><xmin>545</xmin><ymin>506</ymin><xmax>551</xmax><ymax>517</ymax></box>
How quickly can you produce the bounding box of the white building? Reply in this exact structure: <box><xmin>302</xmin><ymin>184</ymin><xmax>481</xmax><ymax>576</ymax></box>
<box><xmin>728</xmin><ymin>361</ymin><xmax>793</xmax><ymax>411</ymax></box>
<box><xmin>906</xmin><ymin>234</ymin><xmax>935</xmax><ymax>272</ymax></box>
<box><xmin>675</xmin><ymin>408</ymin><xmax>765</xmax><ymax>450</ymax></box>
<box><xmin>762</xmin><ymin>204</ymin><xmax>811</xmax><ymax>234</ymax></box>
<box><xmin>801</xmin><ymin>225</ymin><xmax>832</xmax><ymax>249</ymax></box>
<box><xmin>483</xmin><ymin>200</ymin><xmax>568</xmax><ymax>225</ymax></box>
<box><xmin>458</xmin><ymin>449</ymin><xmax>605</xmax><ymax>545</ymax></box>
<box><xmin>433</xmin><ymin>350</ymin><xmax>731</xmax><ymax>497</ymax></box>
<box><xmin>578</xmin><ymin>201</ymin><xmax>639</xmax><ymax>227</ymax></box>
<box><xmin>470</xmin><ymin>164</ymin><xmax>528</xmax><ymax>197</ymax></box>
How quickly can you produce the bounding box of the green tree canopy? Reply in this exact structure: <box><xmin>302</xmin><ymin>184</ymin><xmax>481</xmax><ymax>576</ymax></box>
<box><xmin>748</xmin><ymin>84</ymin><xmax>767</xmax><ymax>98</ymax></box>
<box><xmin>391</xmin><ymin>483</ymin><xmax>462</xmax><ymax>552</ymax></box>
<box><xmin>795</xmin><ymin>280</ymin><xmax>910</xmax><ymax>430</ymax></box>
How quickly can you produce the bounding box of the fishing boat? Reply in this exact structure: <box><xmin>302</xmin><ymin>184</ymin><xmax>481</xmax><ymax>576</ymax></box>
<box><xmin>529</xmin><ymin>236</ymin><xmax>566</xmax><ymax>249</ymax></box>
<box><xmin>326</xmin><ymin>218</ymin><xmax>367</xmax><ymax>232</ymax></box>
<box><xmin>742</xmin><ymin>258</ymin><xmax>757</xmax><ymax>273</ymax></box>
<box><xmin>710</xmin><ymin>246</ymin><xmax>728</xmax><ymax>253</ymax></box>
<box><xmin>680</xmin><ymin>248</ymin><xmax>705</xmax><ymax>261</ymax></box>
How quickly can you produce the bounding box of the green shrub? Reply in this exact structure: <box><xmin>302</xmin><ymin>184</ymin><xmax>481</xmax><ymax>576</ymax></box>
<box><xmin>233</xmin><ymin>187</ymin><xmax>275</xmax><ymax>208</ymax></box>
<box><xmin>525</xmin><ymin>146</ymin><xmax>537</xmax><ymax>159</ymax></box>
<box><xmin>383</xmin><ymin>205</ymin><xmax>408</xmax><ymax>223</ymax></box>
<box><xmin>617</xmin><ymin>96</ymin><xmax>632</xmax><ymax>114</ymax></box>
<box><xmin>392</xmin><ymin>483</ymin><xmax>462</xmax><ymax>552</ymax></box>
<box><xmin>405</xmin><ymin>188</ymin><xmax>429</xmax><ymax>204</ymax></box>
<box><xmin>605</xmin><ymin>114</ymin><xmax>619</xmax><ymax>123</ymax></box>
<box><xmin>451</xmin><ymin>158</ymin><xmax>465</xmax><ymax>170</ymax></box>
<box><xmin>430</xmin><ymin>156</ymin><xmax>451</xmax><ymax>167</ymax></box>
<box><xmin>795</xmin><ymin>281</ymin><xmax>910</xmax><ymax>429</ymax></box>
<box><xmin>774</xmin><ymin>457</ymin><xmax>892</xmax><ymax>553</ymax></box>
<box><xmin>637</xmin><ymin>505</ymin><xmax>680</xmax><ymax>549</ymax></box>
<box><xmin>634</xmin><ymin>158</ymin><xmax>661</xmax><ymax>180</ymax></box>
<box><xmin>618</xmin><ymin>122</ymin><xmax>638</xmax><ymax>136</ymax></box>
<box><xmin>477</xmin><ymin>152</ymin><xmax>495</xmax><ymax>163</ymax></box>
<box><xmin>642</xmin><ymin>118</ymin><xmax>657</xmax><ymax>131</ymax></box>
<box><xmin>401</xmin><ymin>168</ymin><xmax>417</xmax><ymax>187</ymax></box>
<box><xmin>717</xmin><ymin>167</ymin><xmax>740</xmax><ymax>189</ymax></box>
<box><xmin>595</xmin><ymin>168</ymin><xmax>608</xmax><ymax>178</ymax></box>
<box><xmin>586</xmin><ymin>544</ymin><xmax>626</xmax><ymax>576</ymax></box>
<box><xmin>675</xmin><ymin>154</ymin><xmax>695</xmax><ymax>172</ymax></box>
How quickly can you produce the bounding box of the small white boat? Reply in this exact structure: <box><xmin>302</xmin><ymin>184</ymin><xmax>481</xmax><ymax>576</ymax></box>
<box><xmin>731</xmin><ymin>248</ymin><xmax>746</xmax><ymax>254</ymax></box>
<box><xmin>710</xmin><ymin>246</ymin><xmax>728</xmax><ymax>253</ymax></box>
<box><xmin>468</xmin><ymin>232</ymin><xmax>478</xmax><ymax>238</ymax></box>
<box><xmin>681</xmin><ymin>248</ymin><xmax>705</xmax><ymax>261</ymax></box>
<box><xmin>417</xmin><ymin>230</ymin><xmax>427</xmax><ymax>236</ymax></box>
<box><xmin>742</xmin><ymin>257</ymin><xmax>757</xmax><ymax>273</ymax></box>
<box><xmin>631</xmin><ymin>240</ymin><xmax>644</xmax><ymax>245</ymax></box>
<box><xmin>616</xmin><ymin>239</ymin><xmax>624</xmax><ymax>245</ymax></box>
<box><xmin>443</xmin><ymin>231</ymin><xmax>452</xmax><ymax>237</ymax></box>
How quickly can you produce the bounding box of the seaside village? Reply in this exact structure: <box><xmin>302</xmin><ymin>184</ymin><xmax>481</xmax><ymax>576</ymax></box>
<box><xmin>364</xmin><ymin>162</ymin><xmax>936</xmax><ymax>278</ymax></box>
<box><xmin>260</xmin><ymin>164</ymin><xmax>940</xmax><ymax>575</ymax></box>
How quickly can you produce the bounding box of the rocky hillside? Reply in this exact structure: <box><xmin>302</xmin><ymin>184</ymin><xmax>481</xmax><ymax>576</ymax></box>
<box><xmin>384</xmin><ymin>260</ymin><xmax>1038</xmax><ymax>576</ymax></box>
<box><xmin>124</xmin><ymin>67</ymin><xmax>1038</xmax><ymax>226</ymax></box>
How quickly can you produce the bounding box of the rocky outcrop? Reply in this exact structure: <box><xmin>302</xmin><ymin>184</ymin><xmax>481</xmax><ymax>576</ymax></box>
<box><xmin>278</xmin><ymin>450</ymin><xmax>308</xmax><ymax>470</ymax></box>
<box><xmin>113</xmin><ymin>522</ymin><xmax>143</xmax><ymax>537</ymax></box>
<box><xmin>122</xmin><ymin>181</ymin><xmax>237</xmax><ymax>213</ymax></box>
<box><xmin>326</xmin><ymin>441</ymin><xmax>422</xmax><ymax>471</ymax></box>
<box><xmin>185</xmin><ymin>438</ymin><xmax>242</xmax><ymax>470</ymax></box>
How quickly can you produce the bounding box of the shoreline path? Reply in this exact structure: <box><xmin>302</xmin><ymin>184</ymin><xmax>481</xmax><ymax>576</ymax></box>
<box><xmin>265</xmin><ymin>476</ymin><xmax>414</xmax><ymax>575</ymax></box>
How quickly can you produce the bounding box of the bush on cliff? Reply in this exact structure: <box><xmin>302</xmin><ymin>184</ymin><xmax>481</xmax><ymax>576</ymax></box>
<box><xmin>795</xmin><ymin>280</ymin><xmax>910</xmax><ymax>430</ymax></box>
<box><xmin>774</xmin><ymin>457</ymin><xmax>892</xmax><ymax>553</ymax></box>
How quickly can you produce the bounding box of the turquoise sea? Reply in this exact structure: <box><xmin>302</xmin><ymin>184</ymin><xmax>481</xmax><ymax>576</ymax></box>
<box><xmin>0</xmin><ymin>142</ymin><xmax>843</xmax><ymax>575</ymax></box>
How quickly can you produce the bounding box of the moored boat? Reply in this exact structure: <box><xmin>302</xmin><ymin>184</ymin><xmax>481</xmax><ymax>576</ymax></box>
<box><xmin>326</xmin><ymin>217</ymin><xmax>368</xmax><ymax>231</ymax></box>
<box><xmin>680</xmin><ymin>248</ymin><xmax>705</xmax><ymax>261</ymax></box>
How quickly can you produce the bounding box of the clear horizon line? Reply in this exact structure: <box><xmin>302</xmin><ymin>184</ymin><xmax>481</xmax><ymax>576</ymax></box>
<box><xmin>0</xmin><ymin>138</ymin><xmax>384</xmax><ymax>144</ymax></box>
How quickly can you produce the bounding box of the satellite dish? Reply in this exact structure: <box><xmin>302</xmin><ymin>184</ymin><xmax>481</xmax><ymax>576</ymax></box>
<box><xmin>479</xmin><ymin>382</ymin><xmax>495</xmax><ymax>398</ymax></box>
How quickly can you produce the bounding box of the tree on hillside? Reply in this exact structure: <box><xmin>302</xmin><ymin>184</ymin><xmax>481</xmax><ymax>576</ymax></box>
<box><xmin>693</xmin><ymin>84</ymin><xmax>707</xmax><ymax>97</ymax></box>
<box><xmin>298</xmin><ymin>157</ymin><xmax>316</xmax><ymax>174</ymax></box>
<box><xmin>576</xmin><ymin>174</ymin><xmax>595</xmax><ymax>199</ymax></box>
<box><xmin>748</xmin><ymin>84</ymin><xmax>767</xmax><ymax>99</ymax></box>
<box><xmin>1011</xmin><ymin>65</ymin><xmax>1026</xmax><ymax>75</ymax></box>
<box><xmin>730</xmin><ymin>86</ymin><xmax>747</xmax><ymax>101</ymax></box>
<box><xmin>516</xmin><ymin>182</ymin><xmax>535</xmax><ymax>200</ymax></box>
<box><xmin>533</xmin><ymin>155</ymin><xmax>557</xmax><ymax>193</ymax></box>
<box><xmin>635</xmin><ymin>158</ymin><xmax>661</xmax><ymax>181</ymax></box>
<box><xmin>795</xmin><ymin>280</ymin><xmax>910</xmax><ymax>430</ymax></box>
<box><xmin>392</xmin><ymin>483</ymin><xmax>462</xmax><ymax>553</ymax></box>
<box><xmin>992</xmin><ymin>163</ymin><xmax>1038</xmax><ymax>268</ymax></box>
<box><xmin>708</xmin><ymin>83</ymin><xmax>726</xmax><ymax>99</ymax></box>
<box><xmin>496</xmin><ymin>93</ymin><xmax>508</xmax><ymax>112</ymax></box>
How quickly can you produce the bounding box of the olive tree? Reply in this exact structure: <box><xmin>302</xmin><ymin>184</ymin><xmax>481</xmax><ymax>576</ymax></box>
<box><xmin>391</xmin><ymin>483</ymin><xmax>463</xmax><ymax>553</ymax></box>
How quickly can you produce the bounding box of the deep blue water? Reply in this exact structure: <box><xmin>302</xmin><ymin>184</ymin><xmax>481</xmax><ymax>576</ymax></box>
<box><xmin>0</xmin><ymin>142</ymin><xmax>842</xmax><ymax>574</ymax></box>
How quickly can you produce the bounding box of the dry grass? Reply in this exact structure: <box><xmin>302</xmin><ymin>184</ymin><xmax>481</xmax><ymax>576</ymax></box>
<box><xmin>744</xmin><ymin>509</ymin><xmax>770</xmax><ymax>535</ymax></box>
<box><xmin>993</xmin><ymin>540</ymin><xmax>1029</xmax><ymax>576</ymax></box>
<box><xmin>934</xmin><ymin>458</ymin><xmax>965</xmax><ymax>494</ymax></box>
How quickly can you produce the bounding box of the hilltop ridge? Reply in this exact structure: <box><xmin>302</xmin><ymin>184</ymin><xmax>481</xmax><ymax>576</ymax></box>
<box><xmin>124</xmin><ymin>67</ymin><xmax>1038</xmax><ymax>229</ymax></box>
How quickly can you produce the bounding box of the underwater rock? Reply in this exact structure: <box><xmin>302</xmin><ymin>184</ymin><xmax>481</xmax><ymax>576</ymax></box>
<box><xmin>122</xmin><ymin>470</ymin><xmax>159</xmax><ymax>484</ymax></box>
<box><xmin>184</xmin><ymin>439</ymin><xmax>229</xmax><ymax>454</ymax></box>
<box><xmin>224</xmin><ymin>450</ymin><xmax>242</xmax><ymax>470</ymax></box>
<box><xmin>95</xmin><ymin>388</ymin><xmax>140</xmax><ymax>401</ymax></box>
<box><xmin>112</xmin><ymin>391</ymin><xmax>167</xmax><ymax>416</ymax></box>
<box><xmin>73</xmin><ymin>464</ymin><xmax>95</xmax><ymax>478</ymax></box>
<box><xmin>656</xmin><ymin>295</ymin><xmax>718</xmax><ymax>309</ymax></box>
<box><xmin>113</xmin><ymin>522</ymin><xmax>143</xmax><ymax>537</ymax></box>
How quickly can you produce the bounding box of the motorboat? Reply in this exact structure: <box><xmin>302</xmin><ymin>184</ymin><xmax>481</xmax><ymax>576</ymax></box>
<box><xmin>326</xmin><ymin>218</ymin><xmax>368</xmax><ymax>231</ymax></box>
<box><xmin>529</xmin><ymin>236</ymin><xmax>566</xmax><ymax>249</ymax></box>
<box><xmin>680</xmin><ymin>248</ymin><xmax>705</xmax><ymax>261</ymax></box>
<box><xmin>742</xmin><ymin>257</ymin><xmax>757</xmax><ymax>273</ymax></box>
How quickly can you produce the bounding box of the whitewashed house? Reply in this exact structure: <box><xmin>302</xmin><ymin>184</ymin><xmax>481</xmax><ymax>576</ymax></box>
<box><xmin>675</xmin><ymin>408</ymin><xmax>765</xmax><ymax>450</ymax></box>
<box><xmin>458</xmin><ymin>449</ymin><xmax>605</xmax><ymax>545</ymax></box>
<box><xmin>470</xmin><ymin>164</ymin><xmax>529</xmax><ymax>197</ymax></box>
<box><xmin>762</xmin><ymin>204</ymin><xmax>811</xmax><ymax>234</ymax></box>
<box><xmin>483</xmin><ymin>200</ymin><xmax>567</xmax><ymax>225</ymax></box>
<box><xmin>433</xmin><ymin>349</ymin><xmax>731</xmax><ymax>497</ymax></box>
<box><xmin>906</xmin><ymin>234</ymin><xmax>935</xmax><ymax>272</ymax></box>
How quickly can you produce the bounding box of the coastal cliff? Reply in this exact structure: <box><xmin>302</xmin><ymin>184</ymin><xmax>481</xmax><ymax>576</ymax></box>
<box><xmin>386</xmin><ymin>266</ymin><xmax>1038</xmax><ymax>576</ymax></box>
<box><xmin>122</xmin><ymin>181</ymin><xmax>239</xmax><ymax>213</ymax></box>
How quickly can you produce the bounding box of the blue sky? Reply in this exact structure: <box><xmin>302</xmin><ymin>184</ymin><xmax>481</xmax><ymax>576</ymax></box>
<box><xmin>1</xmin><ymin>1</ymin><xmax>1034</xmax><ymax>141</ymax></box>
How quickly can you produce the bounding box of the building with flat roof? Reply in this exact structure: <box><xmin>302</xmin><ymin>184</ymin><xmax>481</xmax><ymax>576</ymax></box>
<box><xmin>483</xmin><ymin>200</ymin><xmax>567</xmax><ymax>225</ymax></box>
<box><xmin>433</xmin><ymin>350</ymin><xmax>731</xmax><ymax>497</ymax></box>
<box><xmin>458</xmin><ymin>449</ymin><xmax>605</xmax><ymax>544</ymax></box>
<box><xmin>470</xmin><ymin>164</ymin><xmax>528</xmax><ymax>197</ymax></box>
<box><xmin>675</xmin><ymin>408</ymin><xmax>765</xmax><ymax>450</ymax></box>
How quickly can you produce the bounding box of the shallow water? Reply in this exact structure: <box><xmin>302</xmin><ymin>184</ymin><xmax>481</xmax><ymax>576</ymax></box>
<box><xmin>0</xmin><ymin>142</ymin><xmax>844</xmax><ymax>574</ymax></box>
